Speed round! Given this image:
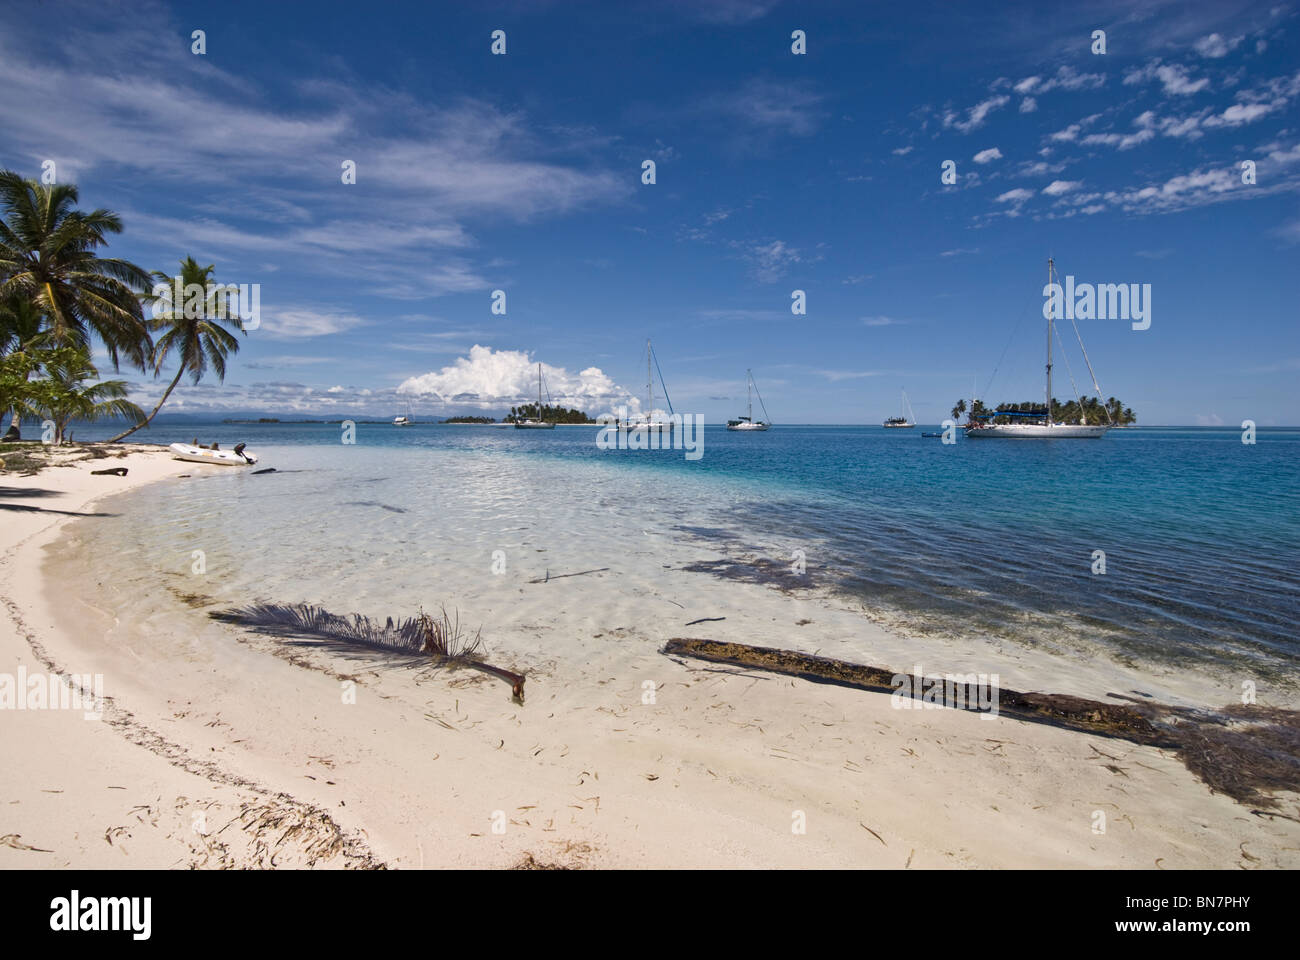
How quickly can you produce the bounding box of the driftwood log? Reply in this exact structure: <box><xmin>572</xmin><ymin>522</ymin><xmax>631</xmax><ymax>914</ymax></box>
<box><xmin>90</xmin><ymin>467</ymin><xmax>128</xmax><ymax>476</ymax></box>
<box><xmin>662</xmin><ymin>637</ymin><xmax>1171</xmax><ymax>746</ymax></box>
<box><xmin>663</xmin><ymin>638</ymin><xmax>1300</xmax><ymax>807</ymax></box>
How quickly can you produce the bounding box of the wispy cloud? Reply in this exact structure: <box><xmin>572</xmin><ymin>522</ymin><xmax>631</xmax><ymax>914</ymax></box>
<box><xmin>1194</xmin><ymin>33</ymin><xmax>1242</xmax><ymax>58</ymax></box>
<box><xmin>944</xmin><ymin>95</ymin><xmax>1009</xmax><ymax>134</ymax></box>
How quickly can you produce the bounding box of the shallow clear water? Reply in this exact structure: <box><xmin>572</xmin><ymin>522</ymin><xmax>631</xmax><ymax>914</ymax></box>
<box><xmin>62</xmin><ymin>421</ymin><xmax>1300</xmax><ymax>681</ymax></box>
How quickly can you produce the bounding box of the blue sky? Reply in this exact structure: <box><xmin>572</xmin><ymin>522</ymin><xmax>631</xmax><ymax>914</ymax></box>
<box><xmin>3</xmin><ymin>0</ymin><xmax>1297</xmax><ymax>424</ymax></box>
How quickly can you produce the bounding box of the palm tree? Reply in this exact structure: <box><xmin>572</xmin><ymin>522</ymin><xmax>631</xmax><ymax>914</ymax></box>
<box><xmin>26</xmin><ymin>347</ymin><xmax>145</xmax><ymax>445</ymax></box>
<box><xmin>106</xmin><ymin>256</ymin><xmax>244</xmax><ymax>442</ymax></box>
<box><xmin>951</xmin><ymin>398</ymin><xmax>967</xmax><ymax>421</ymax></box>
<box><xmin>0</xmin><ymin>291</ymin><xmax>46</xmax><ymax>438</ymax></box>
<box><xmin>0</xmin><ymin>172</ymin><xmax>152</xmax><ymax>373</ymax></box>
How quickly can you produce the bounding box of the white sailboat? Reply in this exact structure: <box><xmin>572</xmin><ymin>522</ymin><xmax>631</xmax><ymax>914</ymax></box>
<box><xmin>619</xmin><ymin>339</ymin><xmax>674</xmax><ymax>433</ymax></box>
<box><xmin>393</xmin><ymin>398</ymin><xmax>413</xmax><ymax>426</ymax></box>
<box><xmin>514</xmin><ymin>362</ymin><xmax>556</xmax><ymax>429</ymax></box>
<box><xmin>727</xmin><ymin>369</ymin><xmax>771</xmax><ymax>431</ymax></box>
<box><xmin>883</xmin><ymin>388</ymin><xmax>915</xmax><ymax>428</ymax></box>
<box><xmin>966</xmin><ymin>258</ymin><xmax>1111</xmax><ymax>439</ymax></box>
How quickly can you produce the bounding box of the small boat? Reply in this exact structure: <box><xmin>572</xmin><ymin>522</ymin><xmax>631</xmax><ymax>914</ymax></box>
<box><xmin>966</xmin><ymin>258</ymin><xmax>1111</xmax><ymax>440</ymax></box>
<box><xmin>620</xmin><ymin>339</ymin><xmax>675</xmax><ymax>433</ymax></box>
<box><xmin>393</xmin><ymin>416</ymin><xmax>411</xmax><ymax>426</ymax></box>
<box><xmin>727</xmin><ymin>370</ymin><xmax>772</xmax><ymax>431</ymax></box>
<box><xmin>169</xmin><ymin>442</ymin><xmax>258</xmax><ymax>465</ymax></box>
<box><xmin>883</xmin><ymin>389</ymin><xmax>916</xmax><ymax>428</ymax></box>
<box><xmin>921</xmin><ymin>432</ymin><xmax>944</xmax><ymax>438</ymax></box>
<box><xmin>514</xmin><ymin>363</ymin><xmax>556</xmax><ymax>429</ymax></box>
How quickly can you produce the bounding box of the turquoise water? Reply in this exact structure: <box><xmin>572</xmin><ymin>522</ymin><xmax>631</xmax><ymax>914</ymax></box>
<box><xmin>67</xmin><ymin>420</ymin><xmax>1300</xmax><ymax>679</ymax></box>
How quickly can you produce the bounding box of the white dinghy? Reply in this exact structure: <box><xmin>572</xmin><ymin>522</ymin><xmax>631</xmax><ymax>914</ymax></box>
<box><xmin>168</xmin><ymin>442</ymin><xmax>259</xmax><ymax>466</ymax></box>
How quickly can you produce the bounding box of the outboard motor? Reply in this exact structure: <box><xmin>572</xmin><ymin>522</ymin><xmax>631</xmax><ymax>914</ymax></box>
<box><xmin>234</xmin><ymin>442</ymin><xmax>250</xmax><ymax>462</ymax></box>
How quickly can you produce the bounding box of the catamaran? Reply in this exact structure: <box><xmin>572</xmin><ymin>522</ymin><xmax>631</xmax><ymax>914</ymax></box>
<box><xmin>619</xmin><ymin>339</ymin><xmax>674</xmax><ymax>433</ymax></box>
<box><xmin>883</xmin><ymin>388</ymin><xmax>915</xmax><ymax>428</ymax></box>
<box><xmin>393</xmin><ymin>399</ymin><xmax>413</xmax><ymax>426</ymax></box>
<box><xmin>727</xmin><ymin>369</ymin><xmax>772</xmax><ymax>431</ymax></box>
<box><xmin>514</xmin><ymin>362</ymin><xmax>556</xmax><ymax>429</ymax></box>
<box><xmin>966</xmin><ymin>258</ymin><xmax>1111</xmax><ymax>439</ymax></box>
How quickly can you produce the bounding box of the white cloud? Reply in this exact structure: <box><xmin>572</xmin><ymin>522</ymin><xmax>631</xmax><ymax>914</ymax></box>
<box><xmin>1042</xmin><ymin>180</ymin><xmax>1081</xmax><ymax>196</ymax></box>
<box><xmin>1204</xmin><ymin>100</ymin><xmax>1284</xmax><ymax>126</ymax></box>
<box><xmin>944</xmin><ymin>95</ymin><xmax>1009</xmax><ymax>133</ymax></box>
<box><xmin>1125</xmin><ymin>60</ymin><xmax>1210</xmax><ymax>96</ymax></box>
<box><xmin>1080</xmin><ymin>111</ymin><xmax>1158</xmax><ymax>150</ymax></box>
<box><xmin>398</xmin><ymin>345</ymin><xmax>634</xmax><ymax>412</ymax></box>
<box><xmin>892</xmin><ymin>145</ymin><xmax>914</xmax><ymax>156</ymax></box>
<box><xmin>995</xmin><ymin>188</ymin><xmax>1034</xmax><ymax>203</ymax></box>
<box><xmin>1012</xmin><ymin>66</ymin><xmax>1105</xmax><ymax>98</ymax></box>
<box><xmin>744</xmin><ymin>240</ymin><xmax>804</xmax><ymax>282</ymax></box>
<box><xmin>861</xmin><ymin>316</ymin><xmax>907</xmax><ymax>326</ymax></box>
<box><xmin>1194</xmin><ymin>33</ymin><xmax>1242</xmax><ymax>58</ymax></box>
<box><xmin>1020</xmin><ymin>97</ymin><xmax>1038</xmax><ymax>113</ymax></box>
<box><xmin>973</xmin><ymin>147</ymin><xmax>1003</xmax><ymax>164</ymax></box>
<box><xmin>261</xmin><ymin>308</ymin><xmax>368</xmax><ymax>339</ymax></box>
<box><xmin>714</xmin><ymin>79</ymin><xmax>825</xmax><ymax>136</ymax></box>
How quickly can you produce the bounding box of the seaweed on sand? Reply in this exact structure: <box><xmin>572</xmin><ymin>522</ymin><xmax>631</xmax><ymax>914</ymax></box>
<box><xmin>210</xmin><ymin>603</ymin><xmax>525</xmax><ymax>702</ymax></box>
<box><xmin>661</xmin><ymin>637</ymin><xmax>1300</xmax><ymax>808</ymax></box>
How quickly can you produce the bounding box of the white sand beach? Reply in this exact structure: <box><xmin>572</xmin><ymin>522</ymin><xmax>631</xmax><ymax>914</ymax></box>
<box><xmin>2</xmin><ymin>446</ymin><xmax>1297</xmax><ymax>869</ymax></box>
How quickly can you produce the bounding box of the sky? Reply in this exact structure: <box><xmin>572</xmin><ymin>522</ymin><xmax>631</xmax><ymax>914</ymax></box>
<box><xmin>2</xmin><ymin>0</ymin><xmax>1298</xmax><ymax>425</ymax></box>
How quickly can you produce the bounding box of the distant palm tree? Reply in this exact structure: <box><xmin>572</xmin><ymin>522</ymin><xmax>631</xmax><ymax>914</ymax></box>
<box><xmin>0</xmin><ymin>171</ymin><xmax>152</xmax><ymax>370</ymax></box>
<box><xmin>951</xmin><ymin>398</ymin><xmax>967</xmax><ymax>421</ymax></box>
<box><xmin>107</xmin><ymin>256</ymin><xmax>244</xmax><ymax>442</ymax></box>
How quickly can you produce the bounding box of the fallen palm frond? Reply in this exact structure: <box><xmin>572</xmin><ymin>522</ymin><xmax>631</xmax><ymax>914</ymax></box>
<box><xmin>662</xmin><ymin>637</ymin><xmax>1300</xmax><ymax>808</ymax></box>
<box><xmin>210</xmin><ymin>602</ymin><xmax>524</xmax><ymax>702</ymax></box>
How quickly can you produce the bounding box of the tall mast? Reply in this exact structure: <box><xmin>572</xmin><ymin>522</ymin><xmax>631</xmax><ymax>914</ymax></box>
<box><xmin>747</xmin><ymin>369</ymin><xmax>753</xmax><ymax>420</ymax></box>
<box><xmin>646</xmin><ymin>339</ymin><xmax>653</xmax><ymax>418</ymax></box>
<box><xmin>537</xmin><ymin>362</ymin><xmax>542</xmax><ymax>416</ymax></box>
<box><xmin>1046</xmin><ymin>257</ymin><xmax>1054</xmax><ymax>427</ymax></box>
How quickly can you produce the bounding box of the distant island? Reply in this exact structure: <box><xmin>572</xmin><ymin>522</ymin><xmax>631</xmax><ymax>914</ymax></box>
<box><xmin>951</xmin><ymin>396</ymin><xmax>1136</xmax><ymax>426</ymax></box>
<box><xmin>442</xmin><ymin>415</ymin><xmax>496</xmax><ymax>424</ymax></box>
<box><xmin>503</xmin><ymin>403</ymin><xmax>596</xmax><ymax>425</ymax></box>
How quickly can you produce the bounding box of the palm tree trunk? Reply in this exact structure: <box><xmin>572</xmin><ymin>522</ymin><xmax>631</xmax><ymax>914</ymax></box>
<box><xmin>106</xmin><ymin>366</ymin><xmax>185</xmax><ymax>443</ymax></box>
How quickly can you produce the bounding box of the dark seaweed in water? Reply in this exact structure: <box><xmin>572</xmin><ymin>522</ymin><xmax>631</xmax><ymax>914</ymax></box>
<box><xmin>681</xmin><ymin>556</ymin><xmax>811</xmax><ymax>591</ymax></box>
<box><xmin>343</xmin><ymin>500</ymin><xmax>407</xmax><ymax>513</ymax></box>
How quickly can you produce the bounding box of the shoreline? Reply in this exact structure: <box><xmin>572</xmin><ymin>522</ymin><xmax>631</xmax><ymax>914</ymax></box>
<box><xmin>3</xmin><ymin>445</ymin><xmax>1297</xmax><ymax>868</ymax></box>
<box><xmin>0</xmin><ymin>447</ymin><xmax>380</xmax><ymax>868</ymax></box>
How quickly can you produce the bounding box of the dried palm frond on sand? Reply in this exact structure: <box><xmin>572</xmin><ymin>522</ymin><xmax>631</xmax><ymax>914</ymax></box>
<box><xmin>211</xmin><ymin>602</ymin><xmax>525</xmax><ymax>703</ymax></box>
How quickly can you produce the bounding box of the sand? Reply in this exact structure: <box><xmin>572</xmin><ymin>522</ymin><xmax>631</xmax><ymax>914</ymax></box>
<box><xmin>2</xmin><ymin>445</ymin><xmax>1296</xmax><ymax>869</ymax></box>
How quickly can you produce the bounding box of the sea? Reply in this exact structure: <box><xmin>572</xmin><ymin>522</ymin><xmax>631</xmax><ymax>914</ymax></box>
<box><xmin>50</xmin><ymin>419</ymin><xmax>1300</xmax><ymax>691</ymax></box>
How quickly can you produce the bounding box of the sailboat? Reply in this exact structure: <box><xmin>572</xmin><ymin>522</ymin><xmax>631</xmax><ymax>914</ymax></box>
<box><xmin>966</xmin><ymin>258</ymin><xmax>1110</xmax><ymax>439</ymax></box>
<box><xmin>882</xmin><ymin>388</ymin><xmax>915</xmax><ymax>428</ymax></box>
<box><xmin>727</xmin><ymin>370</ymin><xmax>771</xmax><ymax>431</ymax></box>
<box><xmin>513</xmin><ymin>362</ymin><xmax>556</xmax><ymax>429</ymax></box>
<box><xmin>393</xmin><ymin>398</ymin><xmax>413</xmax><ymax>426</ymax></box>
<box><xmin>619</xmin><ymin>339</ymin><xmax>674</xmax><ymax>433</ymax></box>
